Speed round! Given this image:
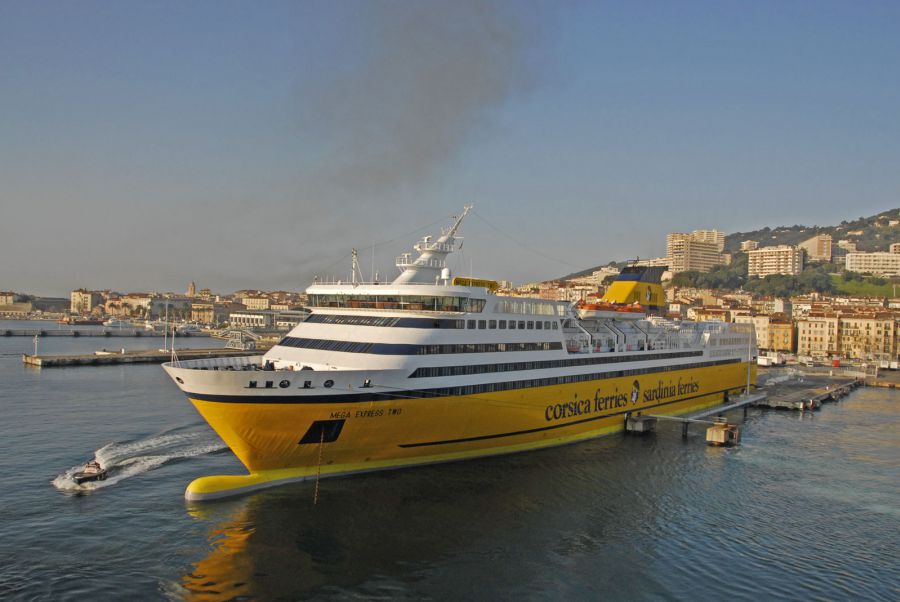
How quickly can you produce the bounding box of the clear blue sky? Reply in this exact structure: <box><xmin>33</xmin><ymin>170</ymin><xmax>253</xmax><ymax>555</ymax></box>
<box><xmin>2</xmin><ymin>1</ymin><xmax>899</xmax><ymax>296</ymax></box>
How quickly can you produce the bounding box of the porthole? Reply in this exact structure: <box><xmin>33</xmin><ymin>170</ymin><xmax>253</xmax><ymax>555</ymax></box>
<box><xmin>279</xmin><ymin>380</ymin><xmax>290</xmax><ymax>388</ymax></box>
<box><xmin>175</xmin><ymin>377</ymin><xmax>184</xmax><ymax>384</ymax></box>
<box><xmin>324</xmin><ymin>379</ymin><xmax>334</xmax><ymax>388</ymax></box>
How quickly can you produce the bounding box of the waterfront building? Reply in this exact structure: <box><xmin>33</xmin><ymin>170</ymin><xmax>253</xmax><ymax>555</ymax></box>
<box><xmin>740</xmin><ymin>240</ymin><xmax>759</xmax><ymax>252</ymax></box>
<box><xmin>735</xmin><ymin>315</ymin><xmax>770</xmax><ymax>350</ymax></box>
<box><xmin>838</xmin><ymin>313</ymin><xmax>897</xmax><ymax>361</ymax></box>
<box><xmin>666</xmin><ymin>234</ymin><xmax>728</xmax><ymax>274</ymax></box>
<box><xmin>748</xmin><ymin>245</ymin><xmax>804</xmax><ymax>278</ymax></box>
<box><xmin>150</xmin><ymin>296</ymin><xmax>193</xmax><ymax>319</ymax></box>
<box><xmin>844</xmin><ymin>252</ymin><xmax>900</xmax><ymax>277</ymax></box>
<box><xmin>798</xmin><ymin>234</ymin><xmax>832</xmax><ymax>262</ymax></box>
<box><xmin>768</xmin><ymin>317</ymin><xmax>796</xmax><ymax>353</ymax></box>
<box><xmin>0</xmin><ymin>292</ymin><xmax>16</xmax><ymax>305</ymax></box>
<box><xmin>70</xmin><ymin>289</ymin><xmax>103</xmax><ymax>315</ymax></box>
<box><xmin>192</xmin><ymin>302</ymin><xmax>245</xmax><ymax>325</ymax></box>
<box><xmin>229</xmin><ymin>309</ymin><xmax>308</xmax><ymax>330</ymax></box>
<box><xmin>796</xmin><ymin>314</ymin><xmax>840</xmax><ymax>358</ymax></box>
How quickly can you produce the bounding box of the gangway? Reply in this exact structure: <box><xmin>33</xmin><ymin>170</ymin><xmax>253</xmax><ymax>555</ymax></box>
<box><xmin>217</xmin><ymin>329</ymin><xmax>261</xmax><ymax>351</ymax></box>
<box><xmin>628</xmin><ymin>392</ymin><xmax>767</xmax><ymax>439</ymax></box>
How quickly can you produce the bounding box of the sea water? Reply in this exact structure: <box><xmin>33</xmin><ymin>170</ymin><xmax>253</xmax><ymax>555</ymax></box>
<box><xmin>0</xmin><ymin>321</ymin><xmax>897</xmax><ymax>600</ymax></box>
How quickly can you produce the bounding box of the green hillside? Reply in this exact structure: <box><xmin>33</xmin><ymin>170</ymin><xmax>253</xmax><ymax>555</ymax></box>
<box><xmin>724</xmin><ymin>209</ymin><xmax>900</xmax><ymax>254</ymax></box>
<box><xmin>832</xmin><ymin>275</ymin><xmax>897</xmax><ymax>297</ymax></box>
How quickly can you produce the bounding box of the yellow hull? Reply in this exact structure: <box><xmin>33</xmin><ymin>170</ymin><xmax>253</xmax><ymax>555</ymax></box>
<box><xmin>186</xmin><ymin>362</ymin><xmax>755</xmax><ymax>500</ymax></box>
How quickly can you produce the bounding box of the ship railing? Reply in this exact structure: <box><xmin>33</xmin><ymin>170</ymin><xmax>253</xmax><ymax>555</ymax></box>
<box><xmin>164</xmin><ymin>355</ymin><xmax>264</xmax><ymax>370</ymax></box>
<box><xmin>395</xmin><ymin>256</ymin><xmax>447</xmax><ymax>269</ymax></box>
<box><xmin>413</xmin><ymin>241</ymin><xmax>454</xmax><ymax>253</ymax></box>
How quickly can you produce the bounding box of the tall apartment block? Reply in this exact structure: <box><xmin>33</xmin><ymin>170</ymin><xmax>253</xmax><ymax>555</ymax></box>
<box><xmin>747</xmin><ymin>245</ymin><xmax>804</xmax><ymax>278</ymax></box>
<box><xmin>798</xmin><ymin>234</ymin><xmax>832</xmax><ymax>262</ymax></box>
<box><xmin>666</xmin><ymin>231</ymin><xmax>728</xmax><ymax>274</ymax></box>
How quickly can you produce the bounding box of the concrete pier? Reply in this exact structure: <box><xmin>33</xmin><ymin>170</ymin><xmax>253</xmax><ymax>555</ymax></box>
<box><xmin>22</xmin><ymin>347</ymin><xmax>265</xmax><ymax>367</ymax></box>
<box><xmin>754</xmin><ymin>379</ymin><xmax>862</xmax><ymax>411</ymax></box>
<box><xmin>3</xmin><ymin>328</ymin><xmax>207</xmax><ymax>338</ymax></box>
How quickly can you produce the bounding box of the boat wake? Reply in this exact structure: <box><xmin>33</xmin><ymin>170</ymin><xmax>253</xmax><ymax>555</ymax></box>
<box><xmin>52</xmin><ymin>428</ymin><xmax>227</xmax><ymax>493</ymax></box>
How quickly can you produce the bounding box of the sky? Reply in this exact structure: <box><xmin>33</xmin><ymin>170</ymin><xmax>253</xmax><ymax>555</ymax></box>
<box><xmin>2</xmin><ymin>1</ymin><xmax>899</xmax><ymax>297</ymax></box>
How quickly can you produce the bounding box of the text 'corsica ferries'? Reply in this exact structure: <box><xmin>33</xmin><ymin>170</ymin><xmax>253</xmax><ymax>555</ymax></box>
<box><xmin>163</xmin><ymin>206</ymin><xmax>757</xmax><ymax>500</ymax></box>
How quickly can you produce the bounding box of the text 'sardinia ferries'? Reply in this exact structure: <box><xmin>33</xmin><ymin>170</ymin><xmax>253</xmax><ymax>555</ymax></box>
<box><xmin>163</xmin><ymin>206</ymin><xmax>757</xmax><ymax>501</ymax></box>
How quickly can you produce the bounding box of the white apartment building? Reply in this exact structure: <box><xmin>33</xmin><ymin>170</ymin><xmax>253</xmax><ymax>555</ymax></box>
<box><xmin>690</xmin><ymin>229</ymin><xmax>725</xmax><ymax>251</ymax></box>
<box><xmin>740</xmin><ymin>240</ymin><xmax>759</xmax><ymax>252</ymax></box>
<box><xmin>242</xmin><ymin>296</ymin><xmax>271</xmax><ymax>311</ymax></box>
<box><xmin>70</xmin><ymin>289</ymin><xmax>103</xmax><ymax>314</ymax></box>
<box><xmin>844</xmin><ymin>252</ymin><xmax>900</xmax><ymax>277</ymax></box>
<box><xmin>666</xmin><ymin>233</ymin><xmax>728</xmax><ymax>274</ymax></box>
<box><xmin>748</xmin><ymin>245</ymin><xmax>804</xmax><ymax>278</ymax></box>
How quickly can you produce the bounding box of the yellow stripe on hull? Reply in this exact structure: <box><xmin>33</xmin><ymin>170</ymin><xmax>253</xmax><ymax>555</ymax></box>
<box><xmin>186</xmin><ymin>362</ymin><xmax>755</xmax><ymax>500</ymax></box>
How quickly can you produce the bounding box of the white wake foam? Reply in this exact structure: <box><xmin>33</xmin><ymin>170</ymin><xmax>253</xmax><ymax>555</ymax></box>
<box><xmin>52</xmin><ymin>429</ymin><xmax>227</xmax><ymax>493</ymax></box>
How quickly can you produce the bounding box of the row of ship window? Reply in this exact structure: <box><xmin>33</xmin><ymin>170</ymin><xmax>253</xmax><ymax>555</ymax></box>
<box><xmin>400</xmin><ymin>358</ymin><xmax>740</xmax><ymax>399</ymax></box>
<box><xmin>304</xmin><ymin>313</ymin><xmax>560</xmax><ymax>331</ymax></box>
<box><xmin>409</xmin><ymin>350</ymin><xmax>703</xmax><ymax>378</ymax></box>
<box><xmin>277</xmin><ymin>337</ymin><xmax>563</xmax><ymax>355</ymax></box>
<box><xmin>307</xmin><ymin>295</ymin><xmax>486</xmax><ymax>313</ymax></box>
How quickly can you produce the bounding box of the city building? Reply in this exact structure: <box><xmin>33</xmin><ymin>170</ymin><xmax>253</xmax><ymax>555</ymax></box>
<box><xmin>768</xmin><ymin>317</ymin><xmax>796</xmax><ymax>353</ymax></box>
<box><xmin>192</xmin><ymin>302</ymin><xmax>245</xmax><ymax>325</ymax></box>
<box><xmin>890</xmin><ymin>243</ymin><xmax>900</xmax><ymax>254</ymax></box>
<box><xmin>798</xmin><ymin>234</ymin><xmax>832</xmax><ymax>262</ymax></box>
<box><xmin>734</xmin><ymin>314</ymin><xmax>770</xmax><ymax>350</ymax></box>
<box><xmin>837</xmin><ymin>240</ymin><xmax>858</xmax><ymax>252</ymax></box>
<box><xmin>689</xmin><ymin>229</ymin><xmax>725</xmax><ymax>251</ymax></box>
<box><xmin>666</xmin><ymin>233</ymin><xmax>728</xmax><ymax>274</ymax></box>
<box><xmin>838</xmin><ymin>313</ymin><xmax>897</xmax><ymax>361</ymax></box>
<box><xmin>187</xmin><ymin>281</ymin><xmax>196</xmax><ymax>297</ymax></box>
<box><xmin>632</xmin><ymin>257</ymin><xmax>670</xmax><ymax>268</ymax></box>
<box><xmin>747</xmin><ymin>245</ymin><xmax>804</xmax><ymax>278</ymax></box>
<box><xmin>70</xmin><ymin>289</ymin><xmax>103</xmax><ymax>314</ymax></box>
<box><xmin>228</xmin><ymin>309</ymin><xmax>308</xmax><ymax>330</ymax></box>
<box><xmin>242</xmin><ymin>296</ymin><xmax>271</xmax><ymax>311</ymax></box>
<box><xmin>796</xmin><ymin>314</ymin><xmax>840</xmax><ymax>358</ymax></box>
<box><xmin>750</xmin><ymin>297</ymin><xmax>792</xmax><ymax>317</ymax></box>
<box><xmin>0</xmin><ymin>292</ymin><xmax>16</xmax><ymax>305</ymax></box>
<box><xmin>149</xmin><ymin>296</ymin><xmax>193</xmax><ymax>319</ymax></box>
<box><xmin>844</xmin><ymin>252</ymin><xmax>900</xmax><ymax>277</ymax></box>
<box><xmin>740</xmin><ymin>240</ymin><xmax>759</xmax><ymax>252</ymax></box>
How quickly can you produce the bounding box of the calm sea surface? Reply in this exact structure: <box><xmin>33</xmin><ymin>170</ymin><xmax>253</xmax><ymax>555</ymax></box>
<box><xmin>1</xmin><ymin>320</ymin><xmax>897</xmax><ymax>600</ymax></box>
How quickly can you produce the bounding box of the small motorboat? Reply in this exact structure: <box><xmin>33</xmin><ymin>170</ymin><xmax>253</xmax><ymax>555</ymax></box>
<box><xmin>72</xmin><ymin>460</ymin><xmax>108</xmax><ymax>485</ymax></box>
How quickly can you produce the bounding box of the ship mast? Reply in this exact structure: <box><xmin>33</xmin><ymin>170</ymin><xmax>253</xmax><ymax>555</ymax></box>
<box><xmin>392</xmin><ymin>205</ymin><xmax>472</xmax><ymax>285</ymax></box>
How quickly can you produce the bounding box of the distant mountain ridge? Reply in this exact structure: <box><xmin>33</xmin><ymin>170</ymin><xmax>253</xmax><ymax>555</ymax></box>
<box><xmin>556</xmin><ymin>208</ymin><xmax>900</xmax><ymax>282</ymax></box>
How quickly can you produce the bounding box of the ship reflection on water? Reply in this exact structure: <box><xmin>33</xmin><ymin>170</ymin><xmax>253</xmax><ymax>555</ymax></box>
<box><xmin>178</xmin><ymin>392</ymin><xmax>899</xmax><ymax>602</ymax></box>
<box><xmin>180</xmin><ymin>435</ymin><xmax>660</xmax><ymax>601</ymax></box>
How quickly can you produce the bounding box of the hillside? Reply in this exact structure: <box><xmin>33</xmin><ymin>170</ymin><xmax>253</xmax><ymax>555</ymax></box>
<box><xmin>723</xmin><ymin>208</ymin><xmax>900</xmax><ymax>254</ymax></box>
<box><xmin>557</xmin><ymin>208</ymin><xmax>900</xmax><ymax>282</ymax></box>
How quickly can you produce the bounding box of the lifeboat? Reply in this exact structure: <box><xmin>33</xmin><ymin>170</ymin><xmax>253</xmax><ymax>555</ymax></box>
<box><xmin>576</xmin><ymin>300</ymin><xmax>646</xmax><ymax>320</ymax></box>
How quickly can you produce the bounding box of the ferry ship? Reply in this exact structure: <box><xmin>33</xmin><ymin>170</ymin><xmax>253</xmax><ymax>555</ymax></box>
<box><xmin>163</xmin><ymin>206</ymin><xmax>756</xmax><ymax>500</ymax></box>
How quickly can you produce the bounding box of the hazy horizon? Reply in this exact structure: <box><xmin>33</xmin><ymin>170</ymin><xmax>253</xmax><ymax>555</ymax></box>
<box><xmin>3</xmin><ymin>1</ymin><xmax>899</xmax><ymax>297</ymax></box>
